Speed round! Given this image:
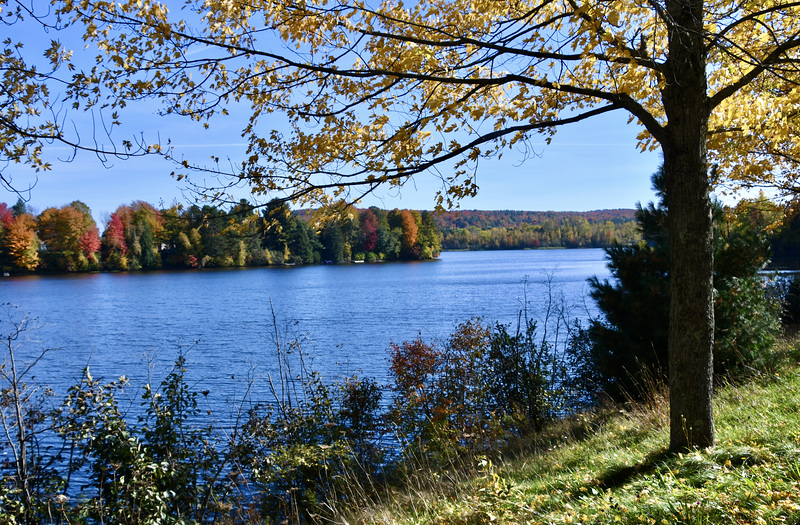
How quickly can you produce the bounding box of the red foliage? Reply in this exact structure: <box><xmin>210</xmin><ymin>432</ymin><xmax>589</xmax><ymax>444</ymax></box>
<box><xmin>104</xmin><ymin>212</ymin><xmax>127</xmax><ymax>254</ymax></box>
<box><xmin>360</xmin><ymin>209</ymin><xmax>379</xmax><ymax>252</ymax></box>
<box><xmin>79</xmin><ymin>224</ymin><xmax>102</xmax><ymax>256</ymax></box>
<box><xmin>388</xmin><ymin>338</ymin><xmax>440</xmax><ymax>400</ymax></box>
<box><xmin>0</xmin><ymin>203</ymin><xmax>12</xmax><ymax>229</ymax></box>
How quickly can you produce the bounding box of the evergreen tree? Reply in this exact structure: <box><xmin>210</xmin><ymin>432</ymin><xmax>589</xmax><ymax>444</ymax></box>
<box><xmin>588</xmin><ymin>167</ymin><xmax>779</xmax><ymax>399</ymax></box>
<box><xmin>198</xmin><ymin>205</ymin><xmax>230</xmax><ymax>266</ymax></box>
<box><xmin>320</xmin><ymin>222</ymin><xmax>346</xmax><ymax>263</ymax></box>
<box><xmin>139</xmin><ymin>222</ymin><xmax>160</xmax><ymax>270</ymax></box>
<box><xmin>11</xmin><ymin>198</ymin><xmax>27</xmax><ymax>217</ymax></box>
<box><xmin>286</xmin><ymin>217</ymin><xmax>319</xmax><ymax>264</ymax></box>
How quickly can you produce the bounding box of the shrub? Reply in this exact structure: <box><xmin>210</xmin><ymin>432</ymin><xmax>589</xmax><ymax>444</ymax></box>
<box><xmin>233</xmin><ymin>335</ymin><xmax>386</xmax><ymax>524</ymax></box>
<box><xmin>0</xmin><ymin>307</ymin><xmax>63</xmax><ymax>525</ymax></box>
<box><xmin>485</xmin><ymin>319</ymin><xmax>562</xmax><ymax>433</ymax></box>
<box><xmin>715</xmin><ymin>276</ymin><xmax>781</xmax><ymax>373</ymax></box>
<box><xmin>387</xmin><ymin>321</ymin><xmax>495</xmax><ymax>464</ymax></box>
<box><xmin>387</xmin><ymin>315</ymin><xmax>586</xmax><ymax>464</ymax></box>
<box><xmin>53</xmin><ymin>354</ymin><xmax>228</xmax><ymax>524</ymax></box>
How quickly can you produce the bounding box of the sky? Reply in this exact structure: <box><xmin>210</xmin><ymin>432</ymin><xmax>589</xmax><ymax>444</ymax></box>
<box><xmin>4</xmin><ymin>108</ymin><xmax>663</xmax><ymax>229</ymax></box>
<box><xmin>2</xmin><ymin>6</ymin><xmax>666</xmax><ymax>229</ymax></box>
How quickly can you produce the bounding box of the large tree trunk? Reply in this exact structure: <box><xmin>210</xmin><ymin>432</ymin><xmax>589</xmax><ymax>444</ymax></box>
<box><xmin>662</xmin><ymin>0</ymin><xmax>715</xmax><ymax>451</ymax></box>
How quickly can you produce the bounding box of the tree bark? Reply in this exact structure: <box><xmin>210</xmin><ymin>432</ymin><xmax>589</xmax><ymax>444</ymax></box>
<box><xmin>662</xmin><ymin>0</ymin><xmax>715</xmax><ymax>451</ymax></box>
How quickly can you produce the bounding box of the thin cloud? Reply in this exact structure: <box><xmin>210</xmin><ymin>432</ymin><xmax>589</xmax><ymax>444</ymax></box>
<box><xmin>172</xmin><ymin>143</ymin><xmax>248</xmax><ymax>148</ymax></box>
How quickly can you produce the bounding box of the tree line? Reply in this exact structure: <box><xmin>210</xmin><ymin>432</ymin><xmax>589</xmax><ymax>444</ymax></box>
<box><xmin>434</xmin><ymin>210</ymin><xmax>641</xmax><ymax>250</ymax></box>
<box><xmin>0</xmin><ymin>200</ymin><xmax>442</xmax><ymax>274</ymax></box>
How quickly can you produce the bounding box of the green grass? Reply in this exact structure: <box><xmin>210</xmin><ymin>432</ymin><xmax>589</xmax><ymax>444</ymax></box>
<box><xmin>338</xmin><ymin>340</ymin><xmax>800</xmax><ymax>524</ymax></box>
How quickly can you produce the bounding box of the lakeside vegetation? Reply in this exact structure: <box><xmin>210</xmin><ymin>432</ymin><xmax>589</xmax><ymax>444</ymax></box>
<box><xmin>0</xmin><ymin>200</ymin><xmax>442</xmax><ymax>274</ymax></box>
<box><xmin>3</xmin><ymin>178</ymin><xmax>800</xmax><ymax>523</ymax></box>
<box><xmin>6</xmin><ymin>190</ymin><xmax>800</xmax><ymax>276</ymax></box>
<box><xmin>0</xmin><ymin>201</ymin><xmax>650</xmax><ymax>276</ymax></box>
<box><xmin>433</xmin><ymin>197</ymin><xmax>800</xmax><ymax>260</ymax></box>
<box><xmin>2</xmin><ymin>309</ymin><xmax>799</xmax><ymax>524</ymax></box>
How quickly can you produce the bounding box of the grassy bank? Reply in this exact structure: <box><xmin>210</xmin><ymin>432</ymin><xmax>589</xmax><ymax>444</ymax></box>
<box><xmin>340</xmin><ymin>340</ymin><xmax>800</xmax><ymax>524</ymax></box>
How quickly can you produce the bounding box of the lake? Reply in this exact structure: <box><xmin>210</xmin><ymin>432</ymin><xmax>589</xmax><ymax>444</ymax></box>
<box><xmin>1</xmin><ymin>249</ymin><xmax>610</xmax><ymax>409</ymax></box>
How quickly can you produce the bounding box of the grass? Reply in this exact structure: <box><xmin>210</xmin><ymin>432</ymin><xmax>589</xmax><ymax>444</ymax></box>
<box><xmin>335</xmin><ymin>338</ymin><xmax>800</xmax><ymax>524</ymax></box>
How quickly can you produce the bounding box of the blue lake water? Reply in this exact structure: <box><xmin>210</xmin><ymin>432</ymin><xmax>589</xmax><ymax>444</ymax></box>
<box><xmin>1</xmin><ymin>249</ymin><xmax>609</xmax><ymax>409</ymax></box>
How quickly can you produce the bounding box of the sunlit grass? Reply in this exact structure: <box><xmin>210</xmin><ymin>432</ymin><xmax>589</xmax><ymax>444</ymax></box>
<box><xmin>339</xmin><ymin>337</ymin><xmax>800</xmax><ymax>524</ymax></box>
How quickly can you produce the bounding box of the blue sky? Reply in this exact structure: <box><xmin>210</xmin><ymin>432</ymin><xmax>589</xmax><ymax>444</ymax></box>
<box><xmin>4</xmin><ymin>108</ymin><xmax>662</xmax><ymax>228</ymax></box>
<box><xmin>2</xmin><ymin>4</ymin><xmax>667</xmax><ymax>228</ymax></box>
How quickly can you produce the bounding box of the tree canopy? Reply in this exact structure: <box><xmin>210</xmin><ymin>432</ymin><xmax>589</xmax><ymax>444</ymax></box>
<box><xmin>6</xmin><ymin>0</ymin><xmax>800</xmax><ymax>450</ymax></box>
<box><xmin>47</xmin><ymin>0</ymin><xmax>799</xmax><ymax>205</ymax></box>
<box><xmin>0</xmin><ymin>1</ymin><xmax>158</xmax><ymax>196</ymax></box>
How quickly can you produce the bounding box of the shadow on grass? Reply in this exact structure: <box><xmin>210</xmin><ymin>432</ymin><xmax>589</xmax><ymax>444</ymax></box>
<box><xmin>596</xmin><ymin>448</ymin><xmax>673</xmax><ymax>490</ymax></box>
<box><xmin>502</xmin><ymin>408</ymin><xmax>620</xmax><ymax>461</ymax></box>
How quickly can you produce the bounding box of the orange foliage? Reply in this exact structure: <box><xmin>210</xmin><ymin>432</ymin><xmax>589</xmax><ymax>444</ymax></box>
<box><xmin>395</xmin><ymin>209</ymin><xmax>419</xmax><ymax>258</ymax></box>
<box><xmin>6</xmin><ymin>214</ymin><xmax>39</xmax><ymax>271</ymax></box>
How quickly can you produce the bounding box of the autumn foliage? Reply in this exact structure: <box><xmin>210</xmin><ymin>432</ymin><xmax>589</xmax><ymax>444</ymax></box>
<box><xmin>0</xmin><ymin>204</ymin><xmax>12</xmax><ymax>229</ymax></box>
<box><xmin>0</xmin><ymin>200</ymin><xmax>441</xmax><ymax>273</ymax></box>
<box><xmin>437</xmin><ymin>210</ymin><xmax>640</xmax><ymax>250</ymax></box>
<box><xmin>5</xmin><ymin>214</ymin><xmax>39</xmax><ymax>272</ymax></box>
<box><xmin>36</xmin><ymin>202</ymin><xmax>101</xmax><ymax>271</ymax></box>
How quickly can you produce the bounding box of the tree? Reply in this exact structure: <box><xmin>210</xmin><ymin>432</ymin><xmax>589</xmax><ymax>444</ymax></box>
<box><xmin>589</xmin><ymin>168</ymin><xmax>779</xmax><ymax>399</ymax></box>
<box><xmin>138</xmin><ymin>221</ymin><xmax>160</xmax><ymax>270</ymax></box>
<box><xmin>79</xmin><ymin>225</ymin><xmax>101</xmax><ymax>259</ymax></box>
<box><xmin>102</xmin><ymin>211</ymin><xmax>128</xmax><ymax>270</ymax></box>
<box><xmin>373</xmin><ymin>208</ymin><xmax>401</xmax><ymax>260</ymax></box>
<box><xmin>320</xmin><ymin>221</ymin><xmax>347</xmax><ymax>263</ymax></box>
<box><xmin>57</xmin><ymin>1</ymin><xmax>800</xmax><ymax>450</ymax></box>
<box><xmin>11</xmin><ymin>200</ymin><xmax>27</xmax><ymax>218</ymax></box>
<box><xmin>389</xmin><ymin>209</ymin><xmax>420</xmax><ymax>260</ymax></box>
<box><xmin>196</xmin><ymin>204</ymin><xmax>238</xmax><ymax>267</ymax></box>
<box><xmin>115</xmin><ymin>201</ymin><xmax>163</xmax><ymax>270</ymax></box>
<box><xmin>286</xmin><ymin>216</ymin><xmax>320</xmax><ymax>264</ymax></box>
<box><xmin>5</xmin><ymin>213</ymin><xmax>39</xmax><ymax>272</ymax></box>
<box><xmin>0</xmin><ymin>203</ymin><xmax>11</xmax><ymax>268</ymax></box>
<box><xmin>360</xmin><ymin>209</ymin><xmax>379</xmax><ymax>254</ymax></box>
<box><xmin>262</xmin><ymin>199</ymin><xmax>293</xmax><ymax>255</ymax></box>
<box><xmin>419</xmin><ymin>211</ymin><xmax>443</xmax><ymax>259</ymax></box>
<box><xmin>37</xmin><ymin>202</ymin><xmax>101</xmax><ymax>271</ymax></box>
<box><xmin>225</xmin><ymin>199</ymin><xmax>262</xmax><ymax>266</ymax></box>
<box><xmin>0</xmin><ymin>204</ymin><xmax>12</xmax><ymax>230</ymax></box>
<box><xmin>158</xmin><ymin>205</ymin><xmax>197</xmax><ymax>268</ymax></box>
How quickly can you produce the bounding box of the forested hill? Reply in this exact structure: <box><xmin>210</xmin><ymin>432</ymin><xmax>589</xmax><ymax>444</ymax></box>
<box><xmin>434</xmin><ymin>209</ymin><xmax>641</xmax><ymax>250</ymax></box>
<box><xmin>435</xmin><ymin>209</ymin><xmax>637</xmax><ymax>229</ymax></box>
